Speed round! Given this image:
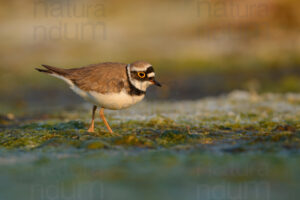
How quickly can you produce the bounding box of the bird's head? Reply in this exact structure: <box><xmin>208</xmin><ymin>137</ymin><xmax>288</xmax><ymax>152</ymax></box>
<box><xmin>126</xmin><ymin>61</ymin><xmax>161</xmax><ymax>92</ymax></box>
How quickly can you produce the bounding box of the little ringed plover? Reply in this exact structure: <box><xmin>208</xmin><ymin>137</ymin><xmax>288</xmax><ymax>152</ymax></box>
<box><xmin>35</xmin><ymin>61</ymin><xmax>161</xmax><ymax>134</ymax></box>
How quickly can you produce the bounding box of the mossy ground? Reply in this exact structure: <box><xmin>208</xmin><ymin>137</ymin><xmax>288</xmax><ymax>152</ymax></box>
<box><xmin>1</xmin><ymin>91</ymin><xmax>300</xmax><ymax>200</ymax></box>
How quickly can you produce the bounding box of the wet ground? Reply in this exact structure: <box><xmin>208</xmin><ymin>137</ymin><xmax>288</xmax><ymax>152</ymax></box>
<box><xmin>0</xmin><ymin>91</ymin><xmax>300</xmax><ymax>200</ymax></box>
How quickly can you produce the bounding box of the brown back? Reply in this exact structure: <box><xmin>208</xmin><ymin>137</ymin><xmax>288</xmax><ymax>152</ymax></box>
<box><xmin>65</xmin><ymin>62</ymin><xmax>129</xmax><ymax>94</ymax></box>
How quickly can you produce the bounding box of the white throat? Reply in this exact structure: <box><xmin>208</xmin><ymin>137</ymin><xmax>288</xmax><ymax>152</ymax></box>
<box><xmin>126</xmin><ymin>64</ymin><xmax>151</xmax><ymax>92</ymax></box>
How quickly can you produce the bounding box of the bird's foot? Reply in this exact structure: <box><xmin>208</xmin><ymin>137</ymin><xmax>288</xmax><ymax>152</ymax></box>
<box><xmin>87</xmin><ymin>127</ymin><xmax>94</xmax><ymax>133</ymax></box>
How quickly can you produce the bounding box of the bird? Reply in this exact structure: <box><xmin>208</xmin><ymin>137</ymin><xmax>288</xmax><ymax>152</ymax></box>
<box><xmin>35</xmin><ymin>61</ymin><xmax>161</xmax><ymax>134</ymax></box>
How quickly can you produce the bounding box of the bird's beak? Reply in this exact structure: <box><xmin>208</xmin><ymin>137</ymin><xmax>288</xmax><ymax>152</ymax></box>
<box><xmin>151</xmin><ymin>79</ymin><xmax>162</xmax><ymax>87</ymax></box>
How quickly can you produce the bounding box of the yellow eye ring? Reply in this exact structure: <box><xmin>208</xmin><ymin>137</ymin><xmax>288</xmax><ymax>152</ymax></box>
<box><xmin>138</xmin><ymin>72</ymin><xmax>146</xmax><ymax>78</ymax></box>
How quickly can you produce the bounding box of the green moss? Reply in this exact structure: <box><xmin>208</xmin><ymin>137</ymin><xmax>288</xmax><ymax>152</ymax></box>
<box><xmin>84</xmin><ymin>140</ymin><xmax>108</xmax><ymax>149</ymax></box>
<box><xmin>113</xmin><ymin>134</ymin><xmax>154</xmax><ymax>148</ymax></box>
<box><xmin>0</xmin><ymin>92</ymin><xmax>300</xmax><ymax>153</ymax></box>
<box><xmin>160</xmin><ymin>130</ymin><xmax>188</xmax><ymax>144</ymax></box>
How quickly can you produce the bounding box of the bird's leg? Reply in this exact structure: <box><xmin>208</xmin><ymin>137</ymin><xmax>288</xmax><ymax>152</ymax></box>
<box><xmin>99</xmin><ymin>108</ymin><xmax>113</xmax><ymax>134</ymax></box>
<box><xmin>87</xmin><ymin>105</ymin><xmax>97</xmax><ymax>133</ymax></box>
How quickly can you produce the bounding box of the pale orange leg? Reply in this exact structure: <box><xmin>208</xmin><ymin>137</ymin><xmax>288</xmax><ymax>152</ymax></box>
<box><xmin>87</xmin><ymin>105</ymin><xmax>97</xmax><ymax>133</ymax></box>
<box><xmin>99</xmin><ymin>108</ymin><xmax>113</xmax><ymax>134</ymax></box>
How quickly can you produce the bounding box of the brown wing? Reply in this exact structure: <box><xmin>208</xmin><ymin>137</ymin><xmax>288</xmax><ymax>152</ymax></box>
<box><xmin>66</xmin><ymin>62</ymin><xmax>129</xmax><ymax>94</ymax></box>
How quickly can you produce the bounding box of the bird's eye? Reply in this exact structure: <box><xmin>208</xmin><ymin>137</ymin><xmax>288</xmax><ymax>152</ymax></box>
<box><xmin>137</xmin><ymin>72</ymin><xmax>146</xmax><ymax>78</ymax></box>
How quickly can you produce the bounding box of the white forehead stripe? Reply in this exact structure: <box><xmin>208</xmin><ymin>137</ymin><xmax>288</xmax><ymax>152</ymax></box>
<box><xmin>131</xmin><ymin>65</ymin><xmax>151</xmax><ymax>72</ymax></box>
<box><xmin>147</xmin><ymin>72</ymin><xmax>155</xmax><ymax>77</ymax></box>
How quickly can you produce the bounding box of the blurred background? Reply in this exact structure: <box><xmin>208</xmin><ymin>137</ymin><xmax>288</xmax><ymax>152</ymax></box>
<box><xmin>0</xmin><ymin>0</ymin><xmax>299</xmax><ymax>112</ymax></box>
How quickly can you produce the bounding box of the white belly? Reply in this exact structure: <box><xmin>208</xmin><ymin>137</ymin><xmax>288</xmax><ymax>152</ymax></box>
<box><xmin>71</xmin><ymin>85</ymin><xmax>145</xmax><ymax>110</ymax></box>
<box><xmin>50</xmin><ymin>74</ymin><xmax>144</xmax><ymax>110</ymax></box>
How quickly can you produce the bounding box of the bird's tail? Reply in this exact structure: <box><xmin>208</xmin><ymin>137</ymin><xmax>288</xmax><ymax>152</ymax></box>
<box><xmin>35</xmin><ymin>65</ymin><xmax>69</xmax><ymax>76</ymax></box>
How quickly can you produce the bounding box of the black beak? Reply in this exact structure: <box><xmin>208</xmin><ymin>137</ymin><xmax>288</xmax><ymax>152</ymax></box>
<box><xmin>152</xmin><ymin>79</ymin><xmax>162</xmax><ymax>87</ymax></box>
